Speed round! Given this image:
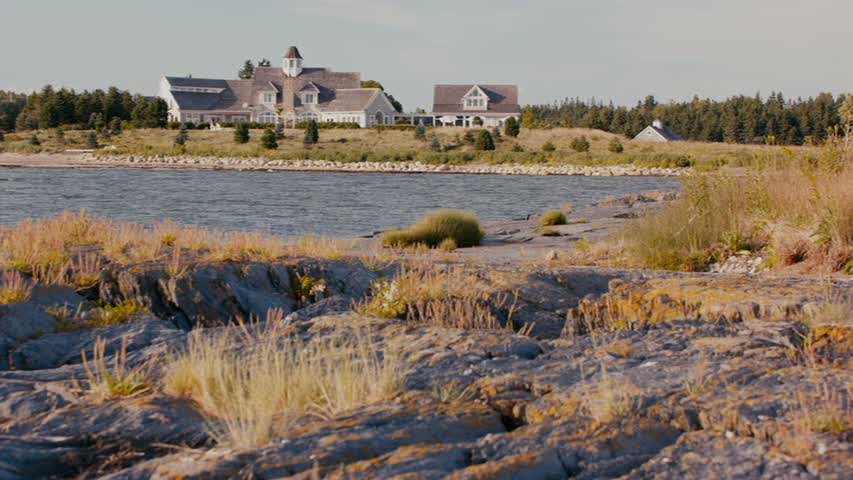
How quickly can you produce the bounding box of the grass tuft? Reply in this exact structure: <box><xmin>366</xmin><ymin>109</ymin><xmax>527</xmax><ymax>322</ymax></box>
<box><xmin>81</xmin><ymin>337</ymin><xmax>150</xmax><ymax>401</ymax></box>
<box><xmin>0</xmin><ymin>270</ymin><xmax>33</xmax><ymax>304</ymax></box>
<box><xmin>540</xmin><ymin>210</ymin><xmax>567</xmax><ymax>226</ymax></box>
<box><xmin>382</xmin><ymin>210</ymin><xmax>484</xmax><ymax>249</ymax></box>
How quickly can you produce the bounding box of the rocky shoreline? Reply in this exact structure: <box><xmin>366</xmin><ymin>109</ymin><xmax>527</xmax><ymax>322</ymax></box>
<box><xmin>0</xmin><ymin>152</ymin><xmax>685</xmax><ymax>176</ymax></box>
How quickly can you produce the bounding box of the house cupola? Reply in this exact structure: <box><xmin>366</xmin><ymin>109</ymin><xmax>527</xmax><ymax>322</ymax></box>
<box><xmin>283</xmin><ymin>46</ymin><xmax>304</xmax><ymax>77</ymax></box>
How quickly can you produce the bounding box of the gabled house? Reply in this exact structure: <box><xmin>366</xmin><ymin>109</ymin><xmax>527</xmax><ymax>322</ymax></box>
<box><xmin>158</xmin><ymin>46</ymin><xmax>399</xmax><ymax>127</ymax></box>
<box><xmin>633</xmin><ymin>120</ymin><xmax>683</xmax><ymax>142</ymax></box>
<box><xmin>432</xmin><ymin>84</ymin><xmax>520</xmax><ymax>127</ymax></box>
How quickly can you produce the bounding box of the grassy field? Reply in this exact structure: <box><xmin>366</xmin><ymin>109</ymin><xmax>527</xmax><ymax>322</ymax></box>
<box><xmin>0</xmin><ymin>126</ymin><xmax>821</xmax><ymax>170</ymax></box>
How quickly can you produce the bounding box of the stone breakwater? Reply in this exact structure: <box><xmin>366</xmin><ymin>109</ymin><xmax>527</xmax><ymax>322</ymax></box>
<box><xmin>79</xmin><ymin>153</ymin><xmax>684</xmax><ymax>176</ymax></box>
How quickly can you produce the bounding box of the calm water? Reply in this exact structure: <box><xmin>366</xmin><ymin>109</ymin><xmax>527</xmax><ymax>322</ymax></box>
<box><xmin>0</xmin><ymin>168</ymin><xmax>679</xmax><ymax>237</ymax></box>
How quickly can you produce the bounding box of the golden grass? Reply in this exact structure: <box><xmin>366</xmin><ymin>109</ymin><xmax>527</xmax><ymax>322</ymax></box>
<box><xmin>81</xmin><ymin>337</ymin><xmax>150</xmax><ymax>401</ymax></box>
<box><xmin>0</xmin><ymin>270</ymin><xmax>33</xmax><ymax>304</ymax></box>
<box><xmin>85</xmin><ymin>300</ymin><xmax>148</xmax><ymax>327</ymax></box>
<box><xmin>2</xmin><ymin>126</ymin><xmax>820</xmax><ymax>171</ymax></box>
<box><xmin>382</xmin><ymin>210</ymin><xmax>484</xmax><ymax>249</ymax></box>
<box><xmin>607</xmin><ymin>152</ymin><xmax>852</xmax><ymax>272</ymax></box>
<box><xmin>540</xmin><ymin>210</ymin><xmax>567</xmax><ymax>226</ymax></box>
<box><xmin>163</xmin><ymin>320</ymin><xmax>406</xmax><ymax>449</ymax></box>
<box><xmin>583</xmin><ymin>372</ymin><xmax>642</xmax><ymax>425</ymax></box>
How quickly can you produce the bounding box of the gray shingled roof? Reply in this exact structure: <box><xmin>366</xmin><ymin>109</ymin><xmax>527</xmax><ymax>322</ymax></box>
<box><xmin>165</xmin><ymin>77</ymin><xmax>229</xmax><ymax>89</ymax></box>
<box><xmin>317</xmin><ymin>88</ymin><xmax>382</xmax><ymax>112</ymax></box>
<box><xmin>646</xmin><ymin>125</ymin><xmax>683</xmax><ymax>141</ymax></box>
<box><xmin>432</xmin><ymin>84</ymin><xmax>519</xmax><ymax>114</ymax></box>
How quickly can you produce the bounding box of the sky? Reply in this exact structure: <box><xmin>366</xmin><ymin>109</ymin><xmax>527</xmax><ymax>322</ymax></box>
<box><xmin>1</xmin><ymin>0</ymin><xmax>850</xmax><ymax>111</ymax></box>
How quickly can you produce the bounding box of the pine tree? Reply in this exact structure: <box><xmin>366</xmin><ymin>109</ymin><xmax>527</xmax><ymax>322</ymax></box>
<box><xmin>414</xmin><ymin>121</ymin><xmax>426</xmax><ymax>140</ymax></box>
<box><xmin>55</xmin><ymin>126</ymin><xmax>65</xmax><ymax>144</ymax></box>
<box><xmin>472</xmin><ymin>117</ymin><xmax>483</xmax><ymax>127</ymax></box>
<box><xmin>86</xmin><ymin>132</ymin><xmax>99</xmax><ymax>149</ymax></box>
<box><xmin>238</xmin><ymin>60</ymin><xmax>255</xmax><ymax>79</ymax></box>
<box><xmin>474</xmin><ymin>130</ymin><xmax>495</xmax><ymax>151</ymax></box>
<box><xmin>504</xmin><ymin>116</ymin><xmax>520</xmax><ymax>137</ymax></box>
<box><xmin>234</xmin><ymin>123</ymin><xmax>250</xmax><ymax>143</ymax></box>
<box><xmin>257</xmin><ymin>58</ymin><xmax>271</xmax><ymax>67</ymax></box>
<box><xmin>29</xmin><ymin>134</ymin><xmax>40</xmax><ymax>146</ymax></box>
<box><xmin>261</xmin><ymin>128</ymin><xmax>278</xmax><ymax>149</ymax></box>
<box><xmin>174</xmin><ymin>124</ymin><xmax>188</xmax><ymax>146</ymax></box>
<box><xmin>274</xmin><ymin>122</ymin><xmax>285</xmax><ymax>140</ymax></box>
<box><xmin>304</xmin><ymin>119</ymin><xmax>319</xmax><ymax>145</ymax></box>
<box><xmin>109</xmin><ymin>117</ymin><xmax>123</xmax><ymax>135</ymax></box>
<box><xmin>429</xmin><ymin>136</ymin><xmax>441</xmax><ymax>152</ymax></box>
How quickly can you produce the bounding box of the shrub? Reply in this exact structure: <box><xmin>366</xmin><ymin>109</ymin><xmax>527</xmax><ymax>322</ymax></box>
<box><xmin>29</xmin><ymin>134</ymin><xmax>40</xmax><ymax>146</ymax></box>
<box><xmin>505</xmin><ymin>116</ymin><xmax>520</xmax><ymax>137</ymax></box>
<box><xmin>233</xmin><ymin>123</ymin><xmax>250</xmax><ymax>144</ymax></box>
<box><xmin>542</xmin><ymin>141</ymin><xmax>556</xmax><ymax>152</ymax></box>
<box><xmin>174</xmin><ymin>124</ymin><xmax>188</xmax><ymax>146</ymax></box>
<box><xmin>0</xmin><ymin>130</ymin><xmax>5</xmax><ymax>142</ymax></box>
<box><xmin>429</xmin><ymin>136</ymin><xmax>442</xmax><ymax>152</ymax></box>
<box><xmin>472</xmin><ymin>117</ymin><xmax>483</xmax><ymax>126</ymax></box>
<box><xmin>414</xmin><ymin>122</ymin><xmax>426</xmax><ymax>140</ymax></box>
<box><xmin>304</xmin><ymin>119</ymin><xmax>319</xmax><ymax>144</ymax></box>
<box><xmin>274</xmin><ymin>122</ymin><xmax>285</xmax><ymax>140</ymax></box>
<box><xmin>55</xmin><ymin>127</ymin><xmax>65</xmax><ymax>144</ymax></box>
<box><xmin>540</xmin><ymin>228</ymin><xmax>561</xmax><ymax>237</ymax></box>
<box><xmin>474</xmin><ymin>130</ymin><xmax>495</xmax><ymax>151</ymax></box>
<box><xmin>85</xmin><ymin>132</ymin><xmax>99</xmax><ymax>149</ymax></box>
<box><xmin>109</xmin><ymin>117</ymin><xmax>123</xmax><ymax>135</ymax></box>
<box><xmin>511</xmin><ymin>143</ymin><xmax>524</xmax><ymax>152</ymax></box>
<box><xmin>608</xmin><ymin>137</ymin><xmax>624</xmax><ymax>153</ymax></box>
<box><xmin>260</xmin><ymin>128</ymin><xmax>278</xmax><ymax>149</ymax></box>
<box><xmin>540</xmin><ymin>210</ymin><xmax>567</xmax><ymax>226</ymax></box>
<box><xmin>463</xmin><ymin>130</ymin><xmax>476</xmax><ymax>144</ymax></box>
<box><xmin>492</xmin><ymin>126</ymin><xmax>501</xmax><ymax>141</ymax></box>
<box><xmin>382</xmin><ymin>209</ymin><xmax>484</xmax><ymax>248</ymax></box>
<box><xmin>570</xmin><ymin>136</ymin><xmax>591</xmax><ymax>152</ymax></box>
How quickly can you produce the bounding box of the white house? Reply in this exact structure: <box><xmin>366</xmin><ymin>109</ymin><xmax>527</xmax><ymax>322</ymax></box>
<box><xmin>431</xmin><ymin>84</ymin><xmax>520</xmax><ymax>127</ymax></box>
<box><xmin>158</xmin><ymin>47</ymin><xmax>399</xmax><ymax>127</ymax></box>
<box><xmin>633</xmin><ymin>120</ymin><xmax>683</xmax><ymax>142</ymax></box>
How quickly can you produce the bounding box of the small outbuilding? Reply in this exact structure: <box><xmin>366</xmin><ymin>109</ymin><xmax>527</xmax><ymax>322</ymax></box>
<box><xmin>633</xmin><ymin>120</ymin><xmax>683</xmax><ymax>142</ymax></box>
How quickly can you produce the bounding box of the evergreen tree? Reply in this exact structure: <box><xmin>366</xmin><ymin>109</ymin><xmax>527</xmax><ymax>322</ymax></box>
<box><xmin>504</xmin><ymin>116</ymin><xmax>520</xmax><ymax>137</ymax></box>
<box><xmin>0</xmin><ymin>130</ymin><xmax>4</xmax><ymax>142</ymax></box>
<box><xmin>109</xmin><ymin>117</ymin><xmax>123</xmax><ymax>135</ymax></box>
<box><xmin>274</xmin><ymin>122</ymin><xmax>285</xmax><ymax>140</ymax></box>
<box><xmin>414</xmin><ymin>121</ymin><xmax>426</xmax><ymax>140</ymax></box>
<box><xmin>474</xmin><ymin>130</ymin><xmax>495</xmax><ymax>151</ymax></box>
<box><xmin>260</xmin><ymin>128</ymin><xmax>278</xmax><ymax>149</ymax></box>
<box><xmin>257</xmin><ymin>58</ymin><xmax>271</xmax><ymax>67</ymax></box>
<box><xmin>429</xmin><ymin>135</ymin><xmax>441</xmax><ymax>152</ymax></box>
<box><xmin>304</xmin><ymin>119</ymin><xmax>319</xmax><ymax>144</ymax></box>
<box><xmin>147</xmin><ymin>98</ymin><xmax>169</xmax><ymax>128</ymax></box>
<box><xmin>55</xmin><ymin>126</ymin><xmax>65</xmax><ymax>144</ymax></box>
<box><xmin>238</xmin><ymin>60</ymin><xmax>255</xmax><ymax>79</ymax></box>
<box><xmin>29</xmin><ymin>134</ymin><xmax>40</xmax><ymax>146</ymax></box>
<box><xmin>492</xmin><ymin>126</ymin><xmax>501</xmax><ymax>141</ymax></box>
<box><xmin>233</xmin><ymin>123</ymin><xmax>250</xmax><ymax>143</ymax></box>
<box><xmin>86</xmin><ymin>131</ymin><xmax>99</xmax><ymax>149</ymax></box>
<box><xmin>174</xmin><ymin>124</ymin><xmax>188</xmax><ymax>146</ymax></box>
<box><xmin>472</xmin><ymin>116</ymin><xmax>483</xmax><ymax>127</ymax></box>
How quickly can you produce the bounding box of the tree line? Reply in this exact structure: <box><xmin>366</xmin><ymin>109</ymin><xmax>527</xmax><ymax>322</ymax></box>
<box><xmin>523</xmin><ymin>92</ymin><xmax>847</xmax><ymax>145</ymax></box>
<box><xmin>2</xmin><ymin>85</ymin><xmax>168</xmax><ymax>132</ymax></box>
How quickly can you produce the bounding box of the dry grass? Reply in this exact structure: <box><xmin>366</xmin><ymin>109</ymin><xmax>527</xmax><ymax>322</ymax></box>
<box><xmin>606</xmin><ymin>152</ymin><xmax>852</xmax><ymax>272</ymax></box>
<box><xmin>382</xmin><ymin>210</ymin><xmax>484</xmax><ymax>249</ymax></box>
<box><xmin>0</xmin><ymin>270</ymin><xmax>33</xmax><ymax>304</ymax></box>
<box><xmin>163</xmin><ymin>320</ymin><xmax>406</xmax><ymax>449</ymax></box>
<box><xmin>81</xmin><ymin>337</ymin><xmax>150</xmax><ymax>401</ymax></box>
<box><xmin>286</xmin><ymin>234</ymin><xmax>354</xmax><ymax>260</ymax></box>
<box><xmin>793</xmin><ymin>383</ymin><xmax>851</xmax><ymax>436</ymax></box>
<box><xmin>85</xmin><ymin>300</ymin><xmax>148</xmax><ymax>327</ymax></box>
<box><xmin>583</xmin><ymin>371</ymin><xmax>642</xmax><ymax>425</ymax></box>
<box><xmin>3</xmin><ymin>127</ymin><xmax>821</xmax><ymax>171</ymax></box>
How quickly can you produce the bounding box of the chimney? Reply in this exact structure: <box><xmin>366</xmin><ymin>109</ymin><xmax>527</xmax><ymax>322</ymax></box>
<box><xmin>652</xmin><ymin>119</ymin><xmax>663</xmax><ymax>129</ymax></box>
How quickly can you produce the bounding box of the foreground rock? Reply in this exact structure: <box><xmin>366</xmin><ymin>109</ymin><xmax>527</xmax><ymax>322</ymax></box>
<box><xmin>0</xmin><ymin>260</ymin><xmax>849</xmax><ymax>478</ymax></box>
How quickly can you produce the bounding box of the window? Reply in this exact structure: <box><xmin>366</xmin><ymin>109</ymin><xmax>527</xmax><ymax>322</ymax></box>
<box><xmin>258</xmin><ymin>112</ymin><xmax>278</xmax><ymax>123</ymax></box>
<box><xmin>263</xmin><ymin>93</ymin><xmax>275</xmax><ymax>103</ymax></box>
<box><xmin>303</xmin><ymin>93</ymin><xmax>315</xmax><ymax>104</ymax></box>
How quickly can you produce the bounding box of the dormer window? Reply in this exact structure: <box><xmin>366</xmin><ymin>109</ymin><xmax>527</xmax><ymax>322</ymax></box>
<box><xmin>263</xmin><ymin>92</ymin><xmax>275</xmax><ymax>104</ymax></box>
<box><xmin>462</xmin><ymin>85</ymin><xmax>488</xmax><ymax>111</ymax></box>
<box><xmin>303</xmin><ymin>93</ymin><xmax>315</xmax><ymax>104</ymax></box>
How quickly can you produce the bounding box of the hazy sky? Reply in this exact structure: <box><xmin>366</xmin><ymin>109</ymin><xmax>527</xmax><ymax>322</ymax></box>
<box><xmin>2</xmin><ymin>0</ymin><xmax>850</xmax><ymax>110</ymax></box>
